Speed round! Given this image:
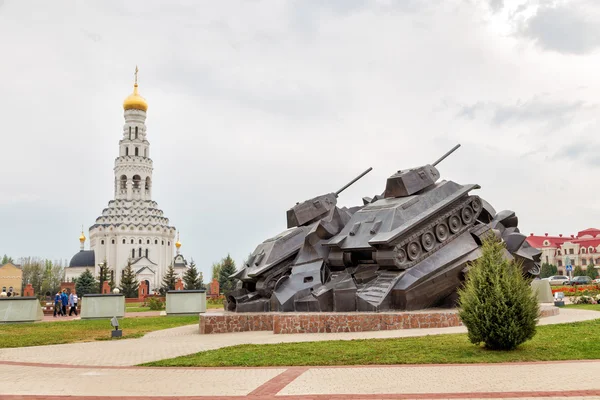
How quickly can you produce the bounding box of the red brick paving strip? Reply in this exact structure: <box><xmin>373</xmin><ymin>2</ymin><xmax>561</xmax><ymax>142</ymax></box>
<box><xmin>4</xmin><ymin>390</ymin><xmax>600</xmax><ymax>399</ymax></box>
<box><xmin>248</xmin><ymin>367</ymin><xmax>309</xmax><ymax>396</ymax></box>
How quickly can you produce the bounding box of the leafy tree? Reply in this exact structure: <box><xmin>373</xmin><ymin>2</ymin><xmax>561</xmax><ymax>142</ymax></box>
<box><xmin>98</xmin><ymin>260</ymin><xmax>111</xmax><ymax>291</ymax></box>
<box><xmin>586</xmin><ymin>263</ymin><xmax>597</xmax><ymax>280</ymax></box>
<box><xmin>75</xmin><ymin>269</ymin><xmax>98</xmax><ymax>296</ymax></box>
<box><xmin>40</xmin><ymin>260</ymin><xmax>64</xmax><ymax>296</ymax></box>
<box><xmin>218</xmin><ymin>254</ymin><xmax>238</xmax><ymax>293</ymax></box>
<box><xmin>120</xmin><ymin>261</ymin><xmax>139</xmax><ymax>298</ymax></box>
<box><xmin>573</xmin><ymin>265</ymin><xmax>585</xmax><ymax>277</ymax></box>
<box><xmin>183</xmin><ymin>259</ymin><xmax>203</xmax><ymax>290</ymax></box>
<box><xmin>160</xmin><ymin>264</ymin><xmax>177</xmax><ymax>295</ymax></box>
<box><xmin>539</xmin><ymin>263</ymin><xmax>557</xmax><ymax>278</ymax></box>
<box><xmin>20</xmin><ymin>257</ymin><xmax>44</xmax><ymax>295</ymax></box>
<box><xmin>1</xmin><ymin>254</ymin><xmax>13</xmax><ymax>264</ymax></box>
<box><xmin>458</xmin><ymin>238</ymin><xmax>539</xmax><ymax>350</ymax></box>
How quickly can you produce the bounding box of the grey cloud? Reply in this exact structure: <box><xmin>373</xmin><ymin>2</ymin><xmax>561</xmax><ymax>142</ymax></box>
<box><xmin>489</xmin><ymin>0</ymin><xmax>503</xmax><ymax>13</ymax></box>
<box><xmin>457</xmin><ymin>98</ymin><xmax>587</xmax><ymax>128</ymax></box>
<box><xmin>519</xmin><ymin>2</ymin><xmax>600</xmax><ymax>54</ymax></box>
<box><xmin>556</xmin><ymin>142</ymin><xmax>600</xmax><ymax>165</ymax></box>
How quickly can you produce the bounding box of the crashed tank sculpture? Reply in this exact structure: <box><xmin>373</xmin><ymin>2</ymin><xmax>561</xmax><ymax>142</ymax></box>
<box><xmin>227</xmin><ymin>144</ymin><xmax>541</xmax><ymax>313</ymax></box>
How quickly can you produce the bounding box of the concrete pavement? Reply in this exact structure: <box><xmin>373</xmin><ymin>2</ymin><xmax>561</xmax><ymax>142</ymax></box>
<box><xmin>1</xmin><ymin>307</ymin><xmax>600</xmax><ymax>398</ymax></box>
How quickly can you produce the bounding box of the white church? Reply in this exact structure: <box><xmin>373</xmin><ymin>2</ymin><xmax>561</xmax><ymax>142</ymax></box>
<box><xmin>67</xmin><ymin>69</ymin><xmax>188</xmax><ymax>292</ymax></box>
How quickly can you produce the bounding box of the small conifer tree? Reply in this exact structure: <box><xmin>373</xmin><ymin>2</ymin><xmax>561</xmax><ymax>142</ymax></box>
<box><xmin>75</xmin><ymin>269</ymin><xmax>98</xmax><ymax>296</ymax></box>
<box><xmin>120</xmin><ymin>261</ymin><xmax>139</xmax><ymax>298</ymax></box>
<box><xmin>161</xmin><ymin>264</ymin><xmax>177</xmax><ymax>294</ymax></box>
<box><xmin>458</xmin><ymin>237</ymin><xmax>539</xmax><ymax>350</ymax></box>
<box><xmin>573</xmin><ymin>265</ymin><xmax>585</xmax><ymax>278</ymax></box>
<box><xmin>218</xmin><ymin>254</ymin><xmax>238</xmax><ymax>292</ymax></box>
<box><xmin>183</xmin><ymin>259</ymin><xmax>202</xmax><ymax>290</ymax></box>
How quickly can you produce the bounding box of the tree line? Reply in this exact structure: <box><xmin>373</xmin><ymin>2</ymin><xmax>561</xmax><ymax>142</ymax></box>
<box><xmin>4</xmin><ymin>252</ymin><xmax>241</xmax><ymax>298</ymax></box>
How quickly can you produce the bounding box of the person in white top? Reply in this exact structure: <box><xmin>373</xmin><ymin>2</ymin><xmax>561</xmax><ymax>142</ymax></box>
<box><xmin>68</xmin><ymin>292</ymin><xmax>79</xmax><ymax>316</ymax></box>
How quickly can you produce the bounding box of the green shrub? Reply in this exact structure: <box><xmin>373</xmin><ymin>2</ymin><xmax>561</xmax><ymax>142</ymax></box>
<box><xmin>458</xmin><ymin>238</ymin><xmax>540</xmax><ymax>350</ymax></box>
<box><xmin>147</xmin><ymin>297</ymin><xmax>165</xmax><ymax>310</ymax></box>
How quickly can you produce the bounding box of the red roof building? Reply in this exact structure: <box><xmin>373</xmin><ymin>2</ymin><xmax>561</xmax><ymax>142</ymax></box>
<box><xmin>526</xmin><ymin>228</ymin><xmax>600</xmax><ymax>275</ymax></box>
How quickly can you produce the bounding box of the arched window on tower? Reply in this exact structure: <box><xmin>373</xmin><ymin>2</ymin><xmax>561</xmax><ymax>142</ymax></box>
<box><xmin>120</xmin><ymin>175</ymin><xmax>127</xmax><ymax>190</ymax></box>
<box><xmin>132</xmin><ymin>249</ymin><xmax>135</xmax><ymax>258</ymax></box>
<box><xmin>135</xmin><ymin>147</ymin><xmax>139</xmax><ymax>156</ymax></box>
<box><xmin>145</xmin><ymin>177</ymin><xmax>151</xmax><ymax>191</ymax></box>
<box><xmin>135</xmin><ymin>126</ymin><xmax>138</xmax><ymax>139</ymax></box>
<box><xmin>129</xmin><ymin>126</ymin><xmax>132</xmax><ymax>140</ymax></box>
<box><xmin>145</xmin><ymin>249</ymin><xmax>149</xmax><ymax>258</ymax></box>
<box><xmin>139</xmin><ymin>248</ymin><xmax>142</xmax><ymax>257</ymax></box>
<box><xmin>133</xmin><ymin>175</ymin><xmax>141</xmax><ymax>189</ymax></box>
<box><xmin>125</xmin><ymin>147</ymin><xmax>129</xmax><ymax>156</ymax></box>
<box><xmin>144</xmin><ymin>148</ymin><xmax>147</xmax><ymax>157</ymax></box>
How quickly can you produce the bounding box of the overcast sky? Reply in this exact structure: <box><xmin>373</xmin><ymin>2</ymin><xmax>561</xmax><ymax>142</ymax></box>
<box><xmin>1</xmin><ymin>0</ymin><xmax>599</xmax><ymax>278</ymax></box>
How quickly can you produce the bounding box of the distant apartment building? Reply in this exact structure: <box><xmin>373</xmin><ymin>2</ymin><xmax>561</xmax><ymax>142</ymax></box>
<box><xmin>526</xmin><ymin>228</ymin><xmax>600</xmax><ymax>275</ymax></box>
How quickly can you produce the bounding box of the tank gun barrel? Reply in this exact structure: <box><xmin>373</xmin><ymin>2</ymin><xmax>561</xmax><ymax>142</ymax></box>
<box><xmin>335</xmin><ymin>167</ymin><xmax>373</xmax><ymax>197</ymax></box>
<box><xmin>432</xmin><ymin>144</ymin><xmax>461</xmax><ymax>167</ymax></box>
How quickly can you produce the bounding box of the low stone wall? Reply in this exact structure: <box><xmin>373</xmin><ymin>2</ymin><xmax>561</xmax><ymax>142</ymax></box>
<box><xmin>273</xmin><ymin>311</ymin><xmax>462</xmax><ymax>334</ymax></box>
<box><xmin>199</xmin><ymin>305</ymin><xmax>559</xmax><ymax>335</ymax></box>
<box><xmin>199</xmin><ymin>313</ymin><xmax>274</xmax><ymax>334</ymax></box>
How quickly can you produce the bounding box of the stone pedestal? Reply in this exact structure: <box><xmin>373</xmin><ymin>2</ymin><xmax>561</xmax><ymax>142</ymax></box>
<box><xmin>80</xmin><ymin>294</ymin><xmax>125</xmax><ymax>319</ymax></box>
<box><xmin>531</xmin><ymin>280</ymin><xmax>554</xmax><ymax>303</ymax></box>
<box><xmin>166</xmin><ymin>290</ymin><xmax>206</xmax><ymax>315</ymax></box>
<box><xmin>0</xmin><ymin>297</ymin><xmax>43</xmax><ymax>323</ymax></box>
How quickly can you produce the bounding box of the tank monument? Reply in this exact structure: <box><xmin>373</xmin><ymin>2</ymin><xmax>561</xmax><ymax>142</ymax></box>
<box><xmin>226</xmin><ymin>144</ymin><xmax>542</xmax><ymax>313</ymax></box>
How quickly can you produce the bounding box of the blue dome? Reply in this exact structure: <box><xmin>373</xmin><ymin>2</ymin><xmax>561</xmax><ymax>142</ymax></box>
<box><xmin>69</xmin><ymin>250</ymin><xmax>95</xmax><ymax>267</ymax></box>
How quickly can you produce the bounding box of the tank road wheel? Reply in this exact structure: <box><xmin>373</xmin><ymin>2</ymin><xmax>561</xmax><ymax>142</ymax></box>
<box><xmin>461</xmin><ymin>206</ymin><xmax>474</xmax><ymax>225</ymax></box>
<box><xmin>435</xmin><ymin>222</ymin><xmax>449</xmax><ymax>242</ymax></box>
<box><xmin>407</xmin><ymin>240</ymin><xmax>422</xmax><ymax>261</ymax></box>
<box><xmin>395</xmin><ymin>247</ymin><xmax>407</xmax><ymax>264</ymax></box>
<box><xmin>421</xmin><ymin>231</ymin><xmax>435</xmax><ymax>252</ymax></box>
<box><xmin>448</xmin><ymin>215</ymin><xmax>462</xmax><ymax>234</ymax></box>
<box><xmin>471</xmin><ymin>197</ymin><xmax>481</xmax><ymax>213</ymax></box>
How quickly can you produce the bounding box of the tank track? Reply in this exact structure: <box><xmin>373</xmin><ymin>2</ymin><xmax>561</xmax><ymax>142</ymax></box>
<box><xmin>375</xmin><ymin>195</ymin><xmax>482</xmax><ymax>269</ymax></box>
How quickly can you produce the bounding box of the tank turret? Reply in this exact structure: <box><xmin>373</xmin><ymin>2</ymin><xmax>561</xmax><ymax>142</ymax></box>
<box><xmin>286</xmin><ymin>167</ymin><xmax>373</xmax><ymax>228</ymax></box>
<box><xmin>384</xmin><ymin>144</ymin><xmax>460</xmax><ymax>198</ymax></box>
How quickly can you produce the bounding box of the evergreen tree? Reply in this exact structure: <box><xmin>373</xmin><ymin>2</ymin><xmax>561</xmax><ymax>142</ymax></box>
<box><xmin>573</xmin><ymin>265</ymin><xmax>585</xmax><ymax>277</ymax></box>
<box><xmin>218</xmin><ymin>254</ymin><xmax>238</xmax><ymax>292</ymax></box>
<box><xmin>1</xmin><ymin>254</ymin><xmax>13</xmax><ymax>264</ymax></box>
<box><xmin>75</xmin><ymin>269</ymin><xmax>98</xmax><ymax>296</ymax></box>
<box><xmin>108</xmin><ymin>269</ymin><xmax>116</xmax><ymax>290</ymax></box>
<box><xmin>98</xmin><ymin>260</ymin><xmax>110</xmax><ymax>291</ymax></box>
<box><xmin>198</xmin><ymin>271</ymin><xmax>205</xmax><ymax>290</ymax></box>
<box><xmin>586</xmin><ymin>263</ymin><xmax>597</xmax><ymax>280</ymax></box>
<box><xmin>539</xmin><ymin>263</ymin><xmax>557</xmax><ymax>278</ymax></box>
<box><xmin>458</xmin><ymin>238</ymin><xmax>539</xmax><ymax>350</ymax></box>
<box><xmin>160</xmin><ymin>264</ymin><xmax>177</xmax><ymax>294</ymax></box>
<box><xmin>211</xmin><ymin>262</ymin><xmax>222</xmax><ymax>281</ymax></box>
<box><xmin>120</xmin><ymin>261</ymin><xmax>139</xmax><ymax>298</ymax></box>
<box><xmin>183</xmin><ymin>259</ymin><xmax>202</xmax><ymax>290</ymax></box>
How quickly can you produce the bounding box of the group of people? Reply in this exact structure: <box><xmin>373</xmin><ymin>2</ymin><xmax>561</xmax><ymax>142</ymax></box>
<box><xmin>53</xmin><ymin>289</ymin><xmax>78</xmax><ymax>317</ymax></box>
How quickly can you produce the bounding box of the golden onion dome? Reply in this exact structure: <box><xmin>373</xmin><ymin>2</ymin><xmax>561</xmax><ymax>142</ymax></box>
<box><xmin>123</xmin><ymin>83</ymin><xmax>148</xmax><ymax>112</ymax></box>
<box><xmin>79</xmin><ymin>231</ymin><xmax>86</xmax><ymax>243</ymax></box>
<box><xmin>175</xmin><ymin>240</ymin><xmax>181</xmax><ymax>249</ymax></box>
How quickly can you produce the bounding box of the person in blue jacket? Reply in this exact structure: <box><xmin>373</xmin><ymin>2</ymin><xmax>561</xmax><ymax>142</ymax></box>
<box><xmin>53</xmin><ymin>291</ymin><xmax>63</xmax><ymax>317</ymax></box>
<box><xmin>61</xmin><ymin>290</ymin><xmax>69</xmax><ymax>317</ymax></box>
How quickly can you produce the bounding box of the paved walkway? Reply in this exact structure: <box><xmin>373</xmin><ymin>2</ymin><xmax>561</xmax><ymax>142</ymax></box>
<box><xmin>1</xmin><ymin>308</ymin><xmax>600</xmax><ymax>399</ymax></box>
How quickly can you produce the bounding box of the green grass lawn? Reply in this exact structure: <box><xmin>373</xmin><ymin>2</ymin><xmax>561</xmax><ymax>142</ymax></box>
<box><xmin>0</xmin><ymin>316</ymin><xmax>197</xmax><ymax>349</ymax></box>
<box><xmin>142</xmin><ymin>318</ymin><xmax>600</xmax><ymax>367</ymax></box>
<box><xmin>563</xmin><ymin>303</ymin><xmax>600</xmax><ymax>311</ymax></box>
